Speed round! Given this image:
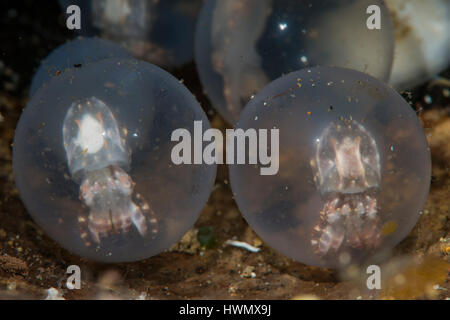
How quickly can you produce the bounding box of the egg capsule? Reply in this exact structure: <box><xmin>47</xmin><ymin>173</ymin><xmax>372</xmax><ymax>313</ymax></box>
<box><xmin>13</xmin><ymin>58</ymin><xmax>216</xmax><ymax>262</ymax></box>
<box><xmin>228</xmin><ymin>66</ymin><xmax>431</xmax><ymax>268</ymax></box>
<box><xmin>30</xmin><ymin>37</ymin><xmax>131</xmax><ymax>97</ymax></box>
<box><xmin>59</xmin><ymin>0</ymin><xmax>202</xmax><ymax>68</ymax></box>
<box><xmin>195</xmin><ymin>0</ymin><xmax>395</xmax><ymax>124</ymax></box>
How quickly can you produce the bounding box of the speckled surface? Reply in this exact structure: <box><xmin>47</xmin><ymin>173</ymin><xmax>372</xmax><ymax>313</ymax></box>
<box><xmin>195</xmin><ymin>0</ymin><xmax>395</xmax><ymax>123</ymax></box>
<box><xmin>229</xmin><ymin>67</ymin><xmax>431</xmax><ymax>268</ymax></box>
<box><xmin>15</xmin><ymin>58</ymin><xmax>216</xmax><ymax>262</ymax></box>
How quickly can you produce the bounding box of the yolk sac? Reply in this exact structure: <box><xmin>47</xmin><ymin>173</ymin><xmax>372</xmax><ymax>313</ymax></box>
<box><xmin>30</xmin><ymin>37</ymin><xmax>132</xmax><ymax>97</ymax></box>
<box><xmin>195</xmin><ymin>0</ymin><xmax>395</xmax><ymax>124</ymax></box>
<box><xmin>385</xmin><ymin>0</ymin><xmax>450</xmax><ymax>90</ymax></box>
<box><xmin>228</xmin><ymin>66</ymin><xmax>431</xmax><ymax>268</ymax></box>
<box><xmin>59</xmin><ymin>0</ymin><xmax>202</xmax><ymax>68</ymax></box>
<box><xmin>13</xmin><ymin>58</ymin><xmax>216</xmax><ymax>262</ymax></box>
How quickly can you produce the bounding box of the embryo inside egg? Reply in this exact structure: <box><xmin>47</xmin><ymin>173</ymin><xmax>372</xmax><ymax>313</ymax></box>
<box><xmin>59</xmin><ymin>0</ymin><xmax>203</xmax><ymax>68</ymax></box>
<box><xmin>228</xmin><ymin>66</ymin><xmax>431</xmax><ymax>268</ymax></box>
<box><xmin>13</xmin><ymin>58</ymin><xmax>216</xmax><ymax>262</ymax></box>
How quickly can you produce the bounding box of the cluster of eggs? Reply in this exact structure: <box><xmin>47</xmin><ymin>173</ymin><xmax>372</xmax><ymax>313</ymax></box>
<box><xmin>13</xmin><ymin>0</ymin><xmax>443</xmax><ymax>266</ymax></box>
<box><xmin>196</xmin><ymin>0</ymin><xmax>449</xmax><ymax>123</ymax></box>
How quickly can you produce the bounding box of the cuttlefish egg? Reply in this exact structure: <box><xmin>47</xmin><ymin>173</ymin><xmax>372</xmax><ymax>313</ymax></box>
<box><xmin>229</xmin><ymin>66</ymin><xmax>431</xmax><ymax>268</ymax></box>
<box><xmin>14</xmin><ymin>58</ymin><xmax>216</xmax><ymax>262</ymax></box>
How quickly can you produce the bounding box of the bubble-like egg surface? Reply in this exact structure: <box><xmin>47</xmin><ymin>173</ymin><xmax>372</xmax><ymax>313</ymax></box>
<box><xmin>30</xmin><ymin>37</ymin><xmax>132</xmax><ymax>97</ymax></box>
<box><xmin>13</xmin><ymin>58</ymin><xmax>216</xmax><ymax>262</ymax></box>
<box><xmin>59</xmin><ymin>0</ymin><xmax>202</xmax><ymax>68</ymax></box>
<box><xmin>195</xmin><ymin>0</ymin><xmax>395</xmax><ymax>124</ymax></box>
<box><xmin>228</xmin><ymin>66</ymin><xmax>431</xmax><ymax>268</ymax></box>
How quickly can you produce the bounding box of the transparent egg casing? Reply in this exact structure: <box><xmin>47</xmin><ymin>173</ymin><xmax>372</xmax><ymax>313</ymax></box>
<box><xmin>385</xmin><ymin>0</ymin><xmax>450</xmax><ymax>90</ymax></box>
<box><xmin>228</xmin><ymin>66</ymin><xmax>431</xmax><ymax>268</ymax></box>
<box><xmin>14</xmin><ymin>58</ymin><xmax>216</xmax><ymax>262</ymax></box>
<box><xmin>195</xmin><ymin>0</ymin><xmax>395</xmax><ymax>124</ymax></box>
<box><xmin>59</xmin><ymin>0</ymin><xmax>202</xmax><ymax>68</ymax></box>
<box><xmin>30</xmin><ymin>37</ymin><xmax>132</xmax><ymax>97</ymax></box>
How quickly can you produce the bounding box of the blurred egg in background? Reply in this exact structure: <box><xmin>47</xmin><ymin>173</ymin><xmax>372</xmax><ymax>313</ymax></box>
<box><xmin>195</xmin><ymin>0</ymin><xmax>395</xmax><ymax>124</ymax></box>
<box><xmin>385</xmin><ymin>0</ymin><xmax>450</xmax><ymax>91</ymax></box>
<box><xmin>59</xmin><ymin>0</ymin><xmax>203</xmax><ymax>68</ymax></box>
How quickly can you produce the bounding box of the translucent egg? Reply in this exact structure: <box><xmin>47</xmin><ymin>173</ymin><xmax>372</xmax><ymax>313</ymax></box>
<box><xmin>59</xmin><ymin>0</ymin><xmax>202</xmax><ymax>68</ymax></box>
<box><xmin>385</xmin><ymin>0</ymin><xmax>450</xmax><ymax>90</ymax></box>
<box><xmin>13</xmin><ymin>58</ymin><xmax>216</xmax><ymax>262</ymax></box>
<box><xmin>30</xmin><ymin>37</ymin><xmax>132</xmax><ymax>97</ymax></box>
<box><xmin>195</xmin><ymin>0</ymin><xmax>395</xmax><ymax>124</ymax></box>
<box><xmin>228</xmin><ymin>66</ymin><xmax>431</xmax><ymax>268</ymax></box>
